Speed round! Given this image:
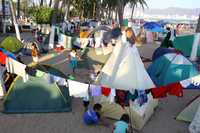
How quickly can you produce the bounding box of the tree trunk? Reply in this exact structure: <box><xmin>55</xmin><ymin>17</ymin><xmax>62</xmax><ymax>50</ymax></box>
<box><xmin>131</xmin><ymin>5</ymin><xmax>135</xmax><ymax>19</ymax></box>
<box><xmin>40</xmin><ymin>0</ymin><xmax>43</xmax><ymax>6</ymax></box>
<box><xmin>117</xmin><ymin>0</ymin><xmax>124</xmax><ymax>27</ymax></box>
<box><xmin>49</xmin><ymin>0</ymin><xmax>52</xmax><ymax>7</ymax></box>
<box><xmin>196</xmin><ymin>14</ymin><xmax>200</xmax><ymax>33</ymax></box>
<box><xmin>49</xmin><ymin>0</ymin><xmax>60</xmax><ymax>49</ymax></box>
<box><xmin>9</xmin><ymin>0</ymin><xmax>21</xmax><ymax>41</ymax></box>
<box><xmin>17</xmin><ymin>0</ymin><xmax>20</xmax><ymax>18</ymax></box>
<box><xmin>2</xmin><ymin>0</ymin><xmax>6</xmax><ymax>33</ymax></box>
<box><xmin>93</xmin><ymin>1</ymin><xmax>96</xmax><ymax>19</ymax></box>
<box><xmin>64</xmin><ymin>0</ymin><xmax>70</xmax><ymax>20</ymax></box>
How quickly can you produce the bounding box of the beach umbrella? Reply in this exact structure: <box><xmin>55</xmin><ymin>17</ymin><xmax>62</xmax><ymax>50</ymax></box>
<box><xmin>144</xmin><ymin>22</ymin><xmax>163</xmax><ymax>32</ymax></box>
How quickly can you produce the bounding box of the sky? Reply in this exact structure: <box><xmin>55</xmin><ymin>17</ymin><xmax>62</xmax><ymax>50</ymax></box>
<box><xmin>146</xmin><ymin>0</ymin><xmax>200</xmax><ymax>9</ymax></box>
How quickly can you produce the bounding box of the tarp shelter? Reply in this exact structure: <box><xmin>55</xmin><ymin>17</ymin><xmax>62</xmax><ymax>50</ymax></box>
<box><xmin>0</xmin><ymin>36</ymin><xmax>23</xmax><ymax>53</ymax></box>
<box><xmin>173</xmin><ymin>34</ymin><xmax>200</xmax><ymax>57</ymax></box>
<box><xmin>97</xmin><ymin>39</ymin><xmax>158</xmax><ymax>130</ymax></box>
<box><xmin>143</xmin><ymin>22</ymin><xmax>164</xmax><ymax>32</ymax></box>
<box><xmin>148</xmin><ymin>53</ymin><xmax>199</xmax><ymax>86</ymax></box>
<box><xmin>3</xmin><ymin>65</ymin><xmax>71</xmax><ymax>113</ymax></box>
<box><xmin>87</xmin><ymin>25</ymin><xmax>112</xmax><ymax>38</ymax></box>
<box><xmin>176</xmin><ymin>95</ymin><xmax>200</xmax><ymax>122</ymax></box>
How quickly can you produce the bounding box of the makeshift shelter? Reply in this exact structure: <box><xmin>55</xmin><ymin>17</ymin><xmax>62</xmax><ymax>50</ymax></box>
<box><xmin>0</xmin><ymin>36</ymin><xmax>23</xmax><ymax>53</ymax></box>
<box><xmin>143</xmin><ymin>22</ymin><xmax>164</xmax><ymax>32</ymax></box>
<box><xmin>176</xmin><ymin>95</ymin><xmax>200</xmax><ymax>122</ymax></box>
<box><xmin>173</xmin><ymin>34</ymin><xmax>200</xmax><ymax>57</ymax></box>
<box><xmin>87</xmin><ymin>25</ymin><xmax>112</xmax><ymax>37</ymax></box>
<box><xmin>3</xmin><ymin>65</ymin><xmax>71</xmax><ymax>113</ymax></box>
<box><xmin>97</xmin><ymin>39</ymin><xmax>158</xmax><ymax>130</ymax></box>
<box><xmin>148</xmin><ymin>53</ymin><xmax>199</xmax><ymax>86</ymax></box>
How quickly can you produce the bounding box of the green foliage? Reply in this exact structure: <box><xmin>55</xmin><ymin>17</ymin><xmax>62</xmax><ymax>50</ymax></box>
<box><xmin>28</xmin><ymin>7</ymin><xmax>63</xmax><ymax>24</ymax></box>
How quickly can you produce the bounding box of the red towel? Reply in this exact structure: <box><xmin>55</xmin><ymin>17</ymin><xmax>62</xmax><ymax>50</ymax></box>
<box><xmin>101</xmin><ymin>86</ymin><xmax>111</xmax><ymax>97</ymax></box>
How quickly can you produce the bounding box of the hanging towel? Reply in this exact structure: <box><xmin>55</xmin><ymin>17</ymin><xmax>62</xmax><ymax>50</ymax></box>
<box><xmin>107</xmin><ymin>88</ymin><xmax>116</xmax><ymax>103</ymax></box>
<box><xmin>151</xmin><ymin>86</ymin><xmax>168</xmax><ymax>98</ymax></box>
<box><xmin>68</xmin><ymin>79</ymin><xmax>89</xmax><ymax>98</ymax></box>
<box><xmin>167</xmin><ymin>83</ymin><xmax>183</xmax><ymax>97</ymax></box>
<box><xmin>6</xmin><ymin>57</ymin><xmax>28</xmax><ymax>82</ymax></box>
<box><xmin>90</xmin><ymin>84</ymin><xmax>102</xmax><ymax>97</ymax></box>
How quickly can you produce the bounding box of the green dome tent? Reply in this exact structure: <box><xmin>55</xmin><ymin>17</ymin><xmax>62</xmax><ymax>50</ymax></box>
<box><xmin>173</xmin><ymin>34</ymin><xmax>200</xmax><ymax>56</ymax></box>
<box><xmin>147</xmin><ymin>53</ymin><xmax>199</xmax><ymax>86</ymax></box>
<box><xmin>0</xmin><ymin>36</ymin><xmax>23</xmax><ymax>53</ymax></box>
<box><xmin>3</xmin><ymin>65</ymin><xmax>71</xmax><ymax>113</ymax></box>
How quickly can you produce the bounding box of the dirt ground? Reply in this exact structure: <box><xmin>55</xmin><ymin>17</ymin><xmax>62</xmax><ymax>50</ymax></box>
<box><xmin>0</xmin><ymin>33</ymin><xmax>199</xmax><ymax>133</ymax></box>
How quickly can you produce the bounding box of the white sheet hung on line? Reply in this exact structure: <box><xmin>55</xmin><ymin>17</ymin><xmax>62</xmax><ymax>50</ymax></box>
<box><xmin>68</xmin><ymin>79</ymin><xmax>89</xmax><ymax>98</ymax></box>
<box><xmin>6</xmin><ymin>57</ymin><xmax>28</xmax><ymax>82</ymax></box>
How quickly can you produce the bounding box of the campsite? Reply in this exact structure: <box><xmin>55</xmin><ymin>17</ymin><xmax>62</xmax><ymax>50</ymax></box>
<box><xmin>0</xmin><ymin>0</ymin><xmax>200</xmax><ymax>133</ymax></box>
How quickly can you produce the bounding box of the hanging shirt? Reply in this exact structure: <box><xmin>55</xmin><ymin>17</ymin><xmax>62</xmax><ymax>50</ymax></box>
<box><xmin>83</xmin><ymin>109</ymin><xmax>99</xmax><ymax>125</ymax></box>
<box><xmin>90</xmin><ymin>84</ymin><xmax>102</xmax><ymax>97</ymax></box>
<box><xmin>115</xmin><ymin>90</ymin><xmax>129</xmax><ymax>108</ymax></box>
<box><xmin>114</xmin><ymin>121</ymin><xmax>129</xmax><ymax>133</ymax></box>
<box><xmin>101</xmin><ymin>86</ymin><xmax>111</xmax><ymax>97</ymax></box>
<box><xmin>137</xmin><ymin>90</ymin><xmax>148</xmax><ymax>106</ymax></box>
<box><xmin>68</xmin><ymin>79</ymin><xmax>89</xmax><ymax>98</ymax></box>
<box><xmin>127</xmin><ymin>90</ymin><xmax>138</xmax><ymax>101</ymax></box>
<box><xmin>6</xmin><ymin>57</ymin><xmax>28</xmax><ymax>82</ymax></box>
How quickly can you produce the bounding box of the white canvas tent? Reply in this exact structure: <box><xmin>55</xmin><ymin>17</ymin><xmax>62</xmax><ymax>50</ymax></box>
<box><xmin>96</xmin><ymin>38</ymin><xmax>158</xmax><ymax>130</ymax></box>
<box><xmin>99</xmin><ymin>38</ymin><xmax>155</xmax><ymax>90</ymax></box>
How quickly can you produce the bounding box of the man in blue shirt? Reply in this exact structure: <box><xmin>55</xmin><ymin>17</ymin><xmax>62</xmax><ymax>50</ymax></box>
<box><xmin>83</xmin><ymin>103</ymin><xmax>102</xmax><ymax>125</ymax></box>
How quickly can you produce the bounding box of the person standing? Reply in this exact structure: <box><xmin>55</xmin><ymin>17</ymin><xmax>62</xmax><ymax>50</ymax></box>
<box><xmin>69</xmin><ymin>49</ymin><xmax>78</xmax><ymax>73</ymax></box>
<box><xmin>31</xmin><ymin>43</ymin><xmax>39</xmax><ymax>63</ymax></box>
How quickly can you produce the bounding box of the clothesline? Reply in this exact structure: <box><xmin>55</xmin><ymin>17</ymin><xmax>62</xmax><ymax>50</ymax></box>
<box><xmin>5</xmin><ymin>57</ymin><xmax>200</xmax><ymax>101</ymax></box>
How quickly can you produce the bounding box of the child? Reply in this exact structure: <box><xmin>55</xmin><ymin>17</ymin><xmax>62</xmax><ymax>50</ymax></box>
<box><xmin>113</xmin><ymin>114</ymin><xmax>130</xmax><ymax>133</ymax></box>
<box><xmin>31</xmin><ymin>43</ymin><xmax>39</xmax><ymax>63</ymax></box>
<box><xmin>83</xmin><ymin>103</ymin><xmax>102</xmax><ymax>125</ymax></box>
<box><xmin>69</xmin><ymin>49</ymin><xmax>78</xmax><ymax>73</ymax></box>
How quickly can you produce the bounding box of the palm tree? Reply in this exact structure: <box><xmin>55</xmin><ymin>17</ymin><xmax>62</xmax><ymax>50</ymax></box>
<box><xmin>130</xmin><ymin>0</ymin><xmax>147</xmax><ymax>19</ymax></box>
<box><xmin>196</xmin><ymin>14</ymin><xmax>200</xmax><ymax>33</ymax></box>
<box><xmin>115</xmin><ymin>0</ymin><xmax>147</xmax><ymax>26</ymax></box>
